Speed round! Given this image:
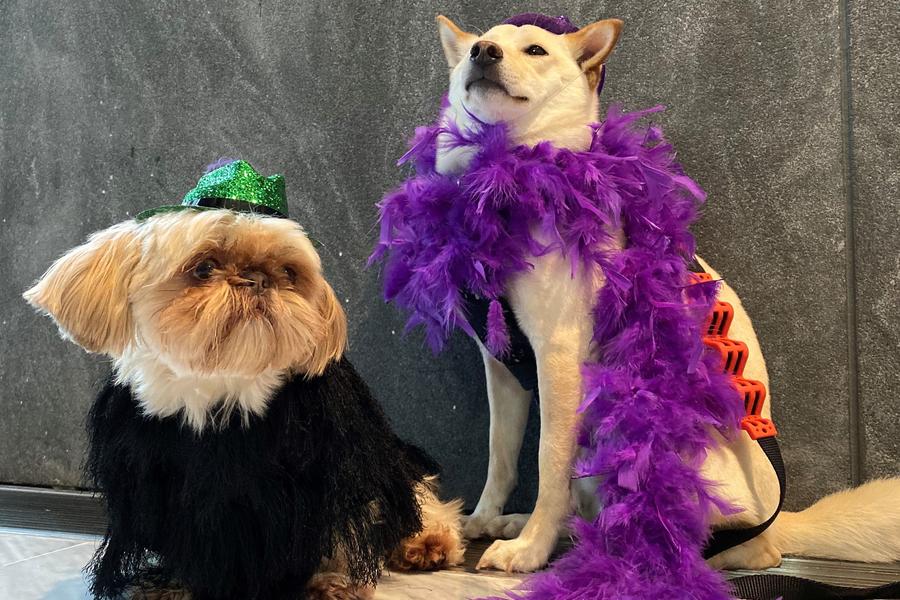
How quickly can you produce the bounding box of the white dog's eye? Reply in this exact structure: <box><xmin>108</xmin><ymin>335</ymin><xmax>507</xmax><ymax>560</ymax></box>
<box><xmin>193</xmin><ymin>259</ymin><xmax>217</xmax><ymax>280</ymax></box>
<box><xmin>525</xmin><ymin>45</ymin><xmax>548</xmax><ymax>56</ymax></box>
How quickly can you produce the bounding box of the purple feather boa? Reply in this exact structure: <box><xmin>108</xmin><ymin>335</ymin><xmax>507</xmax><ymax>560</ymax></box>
<box><xmin>370</xmin><ymin>104</ymin><xmax>744</xmax><ymax>599</ymax></box>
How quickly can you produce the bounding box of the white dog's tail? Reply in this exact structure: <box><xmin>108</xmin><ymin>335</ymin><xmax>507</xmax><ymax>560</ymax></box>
<box><xmin>769</xmin><ymin>477</ymin><xmax>900</xmax><ymax>562</ymax></box>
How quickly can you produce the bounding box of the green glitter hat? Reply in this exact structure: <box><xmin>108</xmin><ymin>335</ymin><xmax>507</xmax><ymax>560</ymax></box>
<box><xmin>136</xmin><ymin>160</ymin><xmax>288</xmax><ymax>221</ymax></box>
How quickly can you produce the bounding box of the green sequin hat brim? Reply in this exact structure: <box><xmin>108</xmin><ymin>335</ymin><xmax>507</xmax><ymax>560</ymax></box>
<box><xmin>134</xmin><ymin>203</ymin><xmax>286</xmax><ymax>221</ymax></box>
<box><xmin>135</xmin><ymin>205</ymin><xmax>215</xmax><ymax>221</ymax></box>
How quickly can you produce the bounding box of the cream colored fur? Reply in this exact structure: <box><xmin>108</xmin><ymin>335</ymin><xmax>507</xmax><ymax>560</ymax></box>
<box><xmin>435</xmin><ymin>15</ymin><xmax>900</xmax><ymax>573</ymax></box>
<box><xmin>390</xmin><ymin>478</ymin><xmax>467</xmax><ymax>570</ymax></box>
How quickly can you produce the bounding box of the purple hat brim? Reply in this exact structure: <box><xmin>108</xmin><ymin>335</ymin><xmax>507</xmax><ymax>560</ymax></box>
<box><xmin>502</xmin><ymin>13</ymin><xmax>579</xmax><ymax>34</ymax></box>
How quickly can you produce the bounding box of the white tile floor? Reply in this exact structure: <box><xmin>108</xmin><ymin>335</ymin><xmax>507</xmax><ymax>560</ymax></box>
<box><xmin>0</xmin><ymin>527</ymin><xmax>526</xmax><ymax>600</ymax></box>
<box><xmin>0</xmin><ymin>529</ymin><xmax>98</xmax><ymax>599</ymax></box>
<box><xmin>4</xmin><ymin>527</ymin><xmax>900</xmax><ymax>599</ymax></box>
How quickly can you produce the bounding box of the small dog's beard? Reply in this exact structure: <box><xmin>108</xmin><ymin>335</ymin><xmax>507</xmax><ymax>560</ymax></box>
<box><xmin>137</xmin><ymin>282</ymin><xmax>326</xmax><ymax>377</ymax></box>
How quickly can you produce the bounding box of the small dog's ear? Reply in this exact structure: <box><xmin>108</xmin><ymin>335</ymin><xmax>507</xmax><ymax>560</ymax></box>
<box><xmin>23</xmin><ymin>221</ymin><xmax>141</xmax><ymax>356</ymax></box>
<box><xmin>303</xmin><ymin>282</ymin><xmax>348</xmax><ymax>377</ymax></box>
<box><xmin>566</xmin><ymin>19</ymin><xmax>623</xmax><ymax>89</ymax></box>
<box><xmin>436</xmin><ymin>15</ymin><xmax>476</xmax><ymax>68</ymax></box>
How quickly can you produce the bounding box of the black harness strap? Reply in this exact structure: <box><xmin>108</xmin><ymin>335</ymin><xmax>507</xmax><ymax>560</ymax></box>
<box><xmin>704</xmin><ymin>436</ymin><xmax>786</xmax><ymax>558</ymax></box>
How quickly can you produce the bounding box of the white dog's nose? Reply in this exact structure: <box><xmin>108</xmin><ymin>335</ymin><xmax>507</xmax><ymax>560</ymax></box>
<box><xmin>470</xmin><ymin>40</ymin><xmax>503</xmax><ymax>66</ymax></box>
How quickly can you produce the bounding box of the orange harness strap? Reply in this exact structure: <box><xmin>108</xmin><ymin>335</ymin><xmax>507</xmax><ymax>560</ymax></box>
<box><xmin>694</xmin><ymin>271</ymin><xmax>786</xmax><ymax>562</ymax></box>
<box><xmin>692</xmin><ymin>272</ymin><xmax>777</xmax><ymax>441</ymax></box>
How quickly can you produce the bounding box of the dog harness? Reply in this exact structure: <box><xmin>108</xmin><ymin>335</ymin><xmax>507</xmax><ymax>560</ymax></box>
<box><xmin>689</xmin><ymin>270</ymin><xmax>785</xmax><ymax>560</ymax></box>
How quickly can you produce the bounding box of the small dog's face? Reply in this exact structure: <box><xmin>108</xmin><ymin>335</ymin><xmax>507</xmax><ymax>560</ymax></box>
<box><xmin>437</xmin><ymin>16</ymin><xmax>622</xmax><ymax>127</ymax></box>
<box><xmin>24</xmin><ymin>210</ymin><xmax>346</xmax><ymax>378</ymax></box>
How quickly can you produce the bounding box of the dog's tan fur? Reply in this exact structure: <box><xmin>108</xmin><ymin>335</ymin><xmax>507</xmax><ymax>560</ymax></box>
<box><xmin>388</xmin><ymin>479</ymin><xmax>467</xmax><ymax>571</ymax></box>
<box><xmin>24</xmin><ymin>209</ymin><xmax>465</xmax><ymax>596</ymax></box>
<box><xmin>435</xmin><ymin>15</ymin><xmax>900</xmax><ymax>574</ymax></box>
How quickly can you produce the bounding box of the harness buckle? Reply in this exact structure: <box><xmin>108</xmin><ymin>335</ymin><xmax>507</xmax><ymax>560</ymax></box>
<box><xmin>741</xmin><ymin>415</ymin><xmax>777</xmax><ymax>440</ymax></box>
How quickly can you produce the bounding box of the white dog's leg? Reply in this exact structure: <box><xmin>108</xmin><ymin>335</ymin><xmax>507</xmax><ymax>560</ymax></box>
<box><xmin>476</xmin><ymin>336</ymin><xmax>587</xmax><ymax>572</ymax></box>
<box><xmin>476</xmin><ymin>248</ymin><xmax>597</xmax><ymax>573</ymax></box>
<box><xmin>463</xmin><ymin>343</ymin><xmax>533</xmax><ymax>539</ymax></box>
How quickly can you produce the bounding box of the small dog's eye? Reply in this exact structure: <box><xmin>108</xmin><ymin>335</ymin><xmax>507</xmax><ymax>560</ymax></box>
<box><xmin>193</xmin><ymin>259</ymin><xmax>217</xmax><ymax>280</ymax></box>
<box><xmin>282</xmin><ymin>266</ymin><xmax>297</xmax><ymax>283</ymax></box>
<box><xmin>525</xmin><ymin>45</ymin><xmax>548</xmax><ymax>56</ymax></box>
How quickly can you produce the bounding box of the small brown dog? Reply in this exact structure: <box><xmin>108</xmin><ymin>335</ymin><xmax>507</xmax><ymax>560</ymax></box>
<box><xmin>25</xmin><ymin>161</ymin><xmax>464</xmax><ymax>599</ymax></box>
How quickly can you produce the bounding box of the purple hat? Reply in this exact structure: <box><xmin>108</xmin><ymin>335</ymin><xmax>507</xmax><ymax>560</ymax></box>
<box><xmin>502</xmin><ymin>13</ymin><xmax>607</xmax><ymax>94</ymax></box>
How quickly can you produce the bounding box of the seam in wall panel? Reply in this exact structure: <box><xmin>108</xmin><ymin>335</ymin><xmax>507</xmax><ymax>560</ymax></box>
<box><xmin>839</xmin><ymin>0</ymin><xmax>863</xmax><ymax>486</ymax></box>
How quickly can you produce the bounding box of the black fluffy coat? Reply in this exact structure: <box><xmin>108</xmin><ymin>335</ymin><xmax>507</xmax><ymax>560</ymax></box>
<box><xmin>86</xmin><ymin>358</ymin><xmax>433</xmax><ymax>599</ymax></box>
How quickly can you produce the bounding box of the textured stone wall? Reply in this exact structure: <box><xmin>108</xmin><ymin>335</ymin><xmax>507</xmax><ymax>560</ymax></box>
<box><xmin>1</xmin><ymin>0</ymin><xmax>896</xmax><ymax>513</ymax></box>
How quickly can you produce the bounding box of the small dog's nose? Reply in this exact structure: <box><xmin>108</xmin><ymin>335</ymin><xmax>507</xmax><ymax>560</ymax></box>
<box><xmin>238</xmin><ymin>270</ymin><xmax>270</xmax><ymax>293</ymax></box>
<box><xmin>470</xmin><ymin>41</ymin><xmax>503</xmax><ymax>66</ymax></box>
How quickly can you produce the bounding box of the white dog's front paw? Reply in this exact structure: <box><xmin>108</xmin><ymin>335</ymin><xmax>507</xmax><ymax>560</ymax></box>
<box><xmin>475</xmin><ymin>536</ymin><xmax>554</xmax><ymax>573</ymax></box>
<box><xmin>707</xmin><ymin>534</ymin><xmax>782</xmax><ymax>571</ymax></box>
<box><xmin>484</xmin><ymin>513</ymin><xmax>530</xmax><ymax>539</ymax></box>
<box><xmin>462</xmin><ymin>510</ymin><xmax>500</xmax><ymax>539</ymax></box>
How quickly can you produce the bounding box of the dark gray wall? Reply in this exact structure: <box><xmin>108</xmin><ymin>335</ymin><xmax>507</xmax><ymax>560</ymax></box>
<box><xmin>1</xmin><ymin>0</ymin><xmax>897</xmax><ymax>513</ymax></box>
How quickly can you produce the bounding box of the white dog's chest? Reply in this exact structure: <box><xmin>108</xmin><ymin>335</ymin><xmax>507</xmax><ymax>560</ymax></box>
<box><xmin>113</xmin><ymin>349</ymin><xmax>284</xmax><ymax>432</ymax></box>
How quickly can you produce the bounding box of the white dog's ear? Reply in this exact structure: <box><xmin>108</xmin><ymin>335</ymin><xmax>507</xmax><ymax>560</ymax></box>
<box><xmin>23</xmin><ymin>221</ymin><xmax>141</xmax><ymax>356</ymax></box>
<box><xmin>566</xmin><ymin>19</ymin><xmax>623</xmax><ymax>89</ymax></box>
<box><xmin>436</xmin><ymin>15</ymin><xmax>477</xmax><ymax>68</ymax></box>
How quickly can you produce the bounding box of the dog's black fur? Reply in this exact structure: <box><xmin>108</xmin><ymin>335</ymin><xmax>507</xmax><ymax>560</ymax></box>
<box><xmin>86</xmin><ymin>357</ymin><xmax>433</xmax><ymax>600</ymax></box>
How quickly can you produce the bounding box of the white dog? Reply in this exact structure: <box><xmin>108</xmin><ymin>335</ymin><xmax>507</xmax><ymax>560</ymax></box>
<box><xmin>433</xmin><ymin>14</ymin><xmax>900</xmax><ymax>574</ymax></box>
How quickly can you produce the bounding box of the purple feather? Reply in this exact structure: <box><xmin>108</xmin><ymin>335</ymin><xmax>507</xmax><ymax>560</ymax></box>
<box><xmin>486</xmin><ymin>298</ymin><xmax>511</xmax><ymax>357</ymax></box>
<box><xmin>370</xmin><ymin>101</ymin><xmax>744</xmax><ymax>598</ymax></box>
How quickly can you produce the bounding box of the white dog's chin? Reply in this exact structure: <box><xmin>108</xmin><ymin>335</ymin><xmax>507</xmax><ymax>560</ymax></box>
<box><xmin>467</xmin><ymin>78</ymin><xmax>525</xmax><ymax>100</ymax></box>
<box><xmin>462</xmin><ymin>91</ymin><xmax>530</xmax><ymax>125</ymax></box>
